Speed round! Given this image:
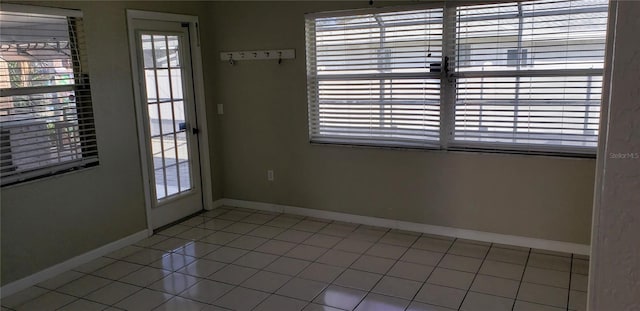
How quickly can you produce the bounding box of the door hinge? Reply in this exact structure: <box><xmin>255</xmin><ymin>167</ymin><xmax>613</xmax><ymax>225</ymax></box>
<box><xmin>192</xmin><ymin>128</ymin><xmax>200</xmax><ymax>135</ymax></box>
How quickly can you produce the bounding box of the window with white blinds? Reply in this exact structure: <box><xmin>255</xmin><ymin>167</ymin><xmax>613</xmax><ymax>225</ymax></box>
<box><xmin>452</xmin><ymin>0</ymin><xmax>608</xmax><ymax>154</ymax></box>
<box><xmin>0</xmin><ymin>5</ymin><xmax>98</xmax><ymax>186</ymax></box>
<box><xmin>305</xmin><ymin>0</ymin><xmax>608</xmax><ymax>155</ymax></box>
<box><xmin>305</xmin><ymin>8</ymin><xmax>443</xmax><ymax>148</ymax></box>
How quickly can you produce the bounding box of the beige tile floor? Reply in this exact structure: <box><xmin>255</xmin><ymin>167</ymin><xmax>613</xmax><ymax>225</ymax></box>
<box><xmin>1</xmin><ymin>206</ymin><xmax>589</xmax><ymax>311</ymax></box>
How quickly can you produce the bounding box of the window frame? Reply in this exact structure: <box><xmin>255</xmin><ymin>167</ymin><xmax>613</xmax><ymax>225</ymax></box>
<box><xmin>304</xmin><ymin>0</ymin><xmax>609</xmax><ymax>157</ymax></box>
<box><xmin>0</xmin><ymin>4</ymin><xmax>98</xmax><ymax>186</ymax></box>
<box><xmin>305</xmin><ymin>4</ymin><xmax>446</xmax><ymax>149</ymax></box>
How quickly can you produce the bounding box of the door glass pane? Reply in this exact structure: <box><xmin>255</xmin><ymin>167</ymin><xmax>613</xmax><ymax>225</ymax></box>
<box><xmin>144</xmin><ymin>70</ymin><xmax>157</xmax><ymax>101</ymax></box>
<box><xmin>171</xmin><ymin>70</ymin><xmax>183</xmax><ymax>100</ymax></box>
<box><xmin>167</xmin><ymin>37</ymin><xmax>180</xmax><ymax>68</ymax></box>
<box><xmin>141</xmin><ymin>33</ymin><xmax>192</xmax><ymax>201</ymax></box>
<box><xmin>179</xmin><ymin>161</ymin><xmax>191</xmax><ymax>192</ymax></box>
<box><xmin>142</xmin><ymin>35</ymin><xmax>154</xmax><ymax>68</ymax></box>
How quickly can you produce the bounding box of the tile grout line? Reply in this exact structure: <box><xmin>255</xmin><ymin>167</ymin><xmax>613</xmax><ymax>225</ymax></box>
<box><xmin>566</xmin><ymin>253</ymin><xmax>574</xmax><ymax>311</ymax></box>
<box><xmin>125</xmin><ymin>211</ymin><xmax>474</xmax><ymax>311</ymax></box>
<box><xmin>336</xmin><ymin>223</ymin><xmax>395</xmax><ymax>311</ymax></box>
<box><xmin>6</xmin><ymin>208</ymin><xmax>476</xmax><ymax>310</ymax></box>
<box><xmin>456</xmin><ymin>242</ymin><xmax>493</xmax><ymax>311</ymax></box>
<box><xmin>176</xmin><ymin>209</ymin><xmax>341</xmax><ymax>309</ymax></box>
<box><xmin>152</xmin><ymin>208</ymin><xmax>288</xmax><ymax>310</ymax></box>
<box><xmin>406</xmin><ymin>237</ymin><xmax>458</xmax><ymax>311</ymax></box>
<box><xmin>301</xmin><ymin>222</ymin><xmax>393</xmax><ymax>310</ymax></box>
<box><xmin>51</xmin><ymin>259</ymin><xmax>151</xmax><ymax>310</ymax></box>
<box><xmin>166</xmin><ymin>214</ymin><xmax>542</xmax><ymax>282</ymax></box>
<box><xmin>182</xmin><ymin>208</ymin><xmax>370</xmax><ymax>310</ymax></box>
<box><xmin>247</xmin><ymin>215</ymin><xmax>409</xmax><ymax>310</ymax></box>
<box><xmin>288</xmin><ymin>222</ymin><xmax>366</xmax><ymax>311</ymax></box>
<box><xmin>244</xmin><ymin>214</ymin><xmax>337</xmax><ymax>311</ymax></box>
<box><xmin>511</xmin><ymin>248</ymin><xmax>532</xmax><ymax>311</ymax></box>
<box><xmin>73</xmin><ymin>207</ymin><xmax>243</xmax><ymax>310</ymax></box>
<box><xmin>179</xmin><ymin>208</ymin><xmax>310</xmax><ymax>310</ymax></box>
<box><xmin>393</xmin><ymin>231</ymin><xmax>447</xmax><ymax>311</ymax></box>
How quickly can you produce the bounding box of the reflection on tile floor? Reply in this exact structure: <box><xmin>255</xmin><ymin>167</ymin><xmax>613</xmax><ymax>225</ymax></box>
<box><xmin>2</xmin><ymin>206</ymin><xmax>589</xmax><ymax>311</ymax></box>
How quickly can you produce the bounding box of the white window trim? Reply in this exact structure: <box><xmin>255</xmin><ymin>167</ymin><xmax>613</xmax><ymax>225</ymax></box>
<box><xmin>0</xmin><ymin>3</ymin><xmax>82</xmax><ymax>17</ymax></box>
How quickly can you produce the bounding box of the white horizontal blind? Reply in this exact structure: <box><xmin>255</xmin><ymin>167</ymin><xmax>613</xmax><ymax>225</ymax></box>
<box><xmin>452</xmin><ymin>0</ymin><xmax>608</xmax><ymax>154</ymax></box>
<box><xmin>0</xmin><ymin>7</ymin><xmax>98</xmax><ymax>185</ymax></box>
<box><xmin>306</xmin><ymin>8</ymin><xmax>443</xmax><ymax>148</ymax></box>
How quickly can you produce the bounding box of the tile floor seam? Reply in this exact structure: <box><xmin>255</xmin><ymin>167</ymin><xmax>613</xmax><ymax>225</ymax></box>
<box><xmin>269</xmin><ymin>220</ymin><xmax>363</xmax><ymax>311</ymax></box>
<box><xmin>456</xmin><ymin>242</ymin><xmax>495</xmax><ymax>311</ymax></box>
<box><xmin>70</xmin><ymin>210</ymin><xmax>246</xmax><ymax>309</ymax></box>
<box><xmin>53</xmin><ymin>283</ymin><xmax>142</xmax><ymax>308</ymax></box>
<box><xmin>566</xmin><ymin>254</ymin><xmax>574</xmax><ymax>311</ymax></box>
<box><xmin>169</xmin><ymin>209</ymin><xmax>317</xmax><ymax>310</ymax></box>
<box><xmin>159</xmin><ymin>211</ymin><xmax>488</xmax><ymax>277</ymax></box>
<box><xmin>109</xmin><ymin>259</ymin><xmax>196</xmax><ymax>292</ymax></box>
<box><xmin>98</xmin><ymin>279</ymin><xmax>177</xmax><ymax>307</ymax></box>
<box><xmin>52</xmin><ymin>288</ymin><xmax>122</xmax><ymax>311</ymax></box>
<box><xmin>332</xmin><ymin>223</ymin><xmax>393</xmax><ymax>311</ymax></box>
<box><xmin>404</xmin><ymin>236</ymin><xmax>459</xmax><ymax>310</ymax></box>
<box><xmin>49</xmin><ymin>274</ymin><xmax>125</xmax><ymax>303</ymax></box>
<box><xmin>514</xmin><ymin>290</ymin><xmax>577</xmax><ymax>311</ymax></box>
<box><xmin>225</xmin><ymin>220</ymin><xmax>337</xmax><ymax>301</ymax></box>
<box><xmin>511</xmin><ymin>248</ymin><xmax>532</xmax><ymax>311</ymax></box>
<box><xmin>151</xmin><ymin>211</ymin><xmax>257</xmax><ymax>309</ymax></box>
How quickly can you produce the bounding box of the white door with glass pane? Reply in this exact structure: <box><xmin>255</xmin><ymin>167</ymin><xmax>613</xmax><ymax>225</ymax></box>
<box><xmin>131</xmin><ymin>19</ymin><xmax>202</xmax><ymax>229</ymax></box>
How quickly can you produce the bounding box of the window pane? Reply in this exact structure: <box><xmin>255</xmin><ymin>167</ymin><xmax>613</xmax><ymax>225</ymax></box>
<box><xmin>1</xmin><ymin>8</ymin><xmax>97</xmax><ymax>186</ymax></box>
<box><xmin>456</xmin><ymin>76</ymin><xmax>601</xmax><ymax>148</ymax></box>
<box><xmin>455</xmin><ymin>0</ymin><xmax>608</xmax><ymax>72</ymax></box>
<box><xmin>453</xmin><ymin>0</ymin><xmax>608</xmax><ymax>153</ymax></box>
<box><xmin>307</xmin><ymin>8</ymin><xmax>443</xmax><ymax>148</ymax></box>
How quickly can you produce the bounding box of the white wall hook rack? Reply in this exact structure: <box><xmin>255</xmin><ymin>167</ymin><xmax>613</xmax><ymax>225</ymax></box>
<box><xmin>220</xmin><ymin>49</ymin><xmax>295</xmax><ymax>64</ymax></box>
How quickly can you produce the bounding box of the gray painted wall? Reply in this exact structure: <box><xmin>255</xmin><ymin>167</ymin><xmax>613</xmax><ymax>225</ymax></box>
<box><xmin>207</xmin><ymin>1</ymin><xmax>596</xmax><ymax>244</ymax></box>
<box><xmin>0</xmin><ymin>1</ymin><xmax>221</xmax><ymax>286</ymax></box>
<box><xmin>589</xmin><ymin>1</ymin><xmax>640</xmax><ymax>309</ymax></box>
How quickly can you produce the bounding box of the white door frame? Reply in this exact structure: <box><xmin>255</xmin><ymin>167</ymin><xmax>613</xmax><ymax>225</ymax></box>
<box><xmin>126</xmin><ymin>10</ymin><xmax>213</xmax><ymax>233</ymax></box>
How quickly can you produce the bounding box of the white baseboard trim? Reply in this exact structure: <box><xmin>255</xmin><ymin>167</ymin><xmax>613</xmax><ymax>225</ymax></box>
<box><xmin>220</xmin><ymin>198</ymin><xmax>590</xmax><ymax>255</ymax></box>
<box><xmin>0</xmin><ymin>230</ymin><xmax>149</xmax><ymax>299</ymax></box>
<box><xmin>211</xmin><ymin>198</ymin><xmax>226</xmax><ymax>209</ymax></box>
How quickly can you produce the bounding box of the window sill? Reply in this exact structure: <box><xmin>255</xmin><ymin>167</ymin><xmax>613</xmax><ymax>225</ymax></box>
<box><xmin>309</xmin><ymin>141</ymin><xmax>597</xmax><ymax>160</ymax></box>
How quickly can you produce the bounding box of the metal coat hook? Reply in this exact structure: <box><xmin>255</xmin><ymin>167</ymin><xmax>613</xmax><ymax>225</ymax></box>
<box><xmin>220</xmin><ymin>49</ymin><xmax>295</xmax><ymax>63</ymax></box>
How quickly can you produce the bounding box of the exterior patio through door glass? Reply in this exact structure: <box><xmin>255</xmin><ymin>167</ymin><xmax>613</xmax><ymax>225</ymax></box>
<box><xmin>142</xmin><ymin>33</ymin><xmax>192</xmax><ymax>200</ymax></box>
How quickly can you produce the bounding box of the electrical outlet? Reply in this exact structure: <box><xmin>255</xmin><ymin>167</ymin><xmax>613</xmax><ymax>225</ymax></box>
<box><xmin>267</xmin><ymin>170</ymin><xmax>274</xmax><ymax>181</ymax></box>
<box><xmin>217</xmin><ymin>104</ymin><xmax>224</xmax><ymax>115</ymax></box>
